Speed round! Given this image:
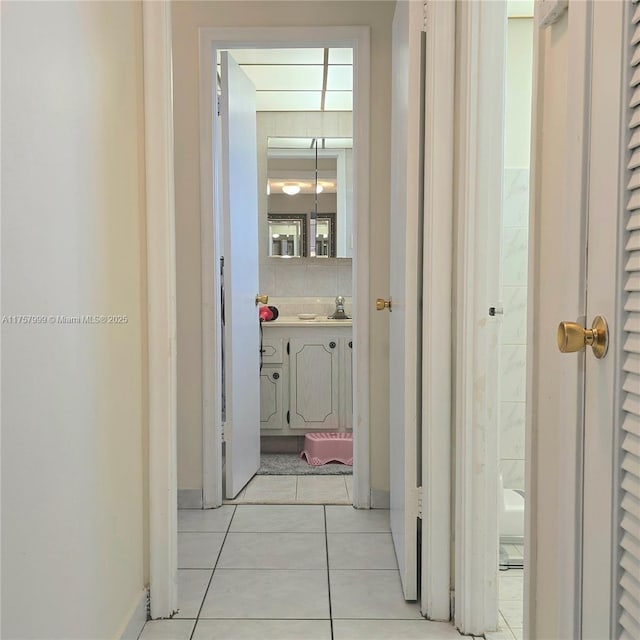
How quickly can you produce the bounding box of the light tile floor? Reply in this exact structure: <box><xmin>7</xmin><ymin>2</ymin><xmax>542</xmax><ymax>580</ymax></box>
<box><xmin>223</xmin><ymin>474</ymin><xmax>352</xmax><ymax>505</ymax></box>
<box><xmin>139</xmin><ymin>506</ymin><xmax>468</xmax><ymax>640</ymax></box>
<box><xmin>486</xmin><ymin>567</ymin><xmax>524</xmax><ymax>640</ymax></box>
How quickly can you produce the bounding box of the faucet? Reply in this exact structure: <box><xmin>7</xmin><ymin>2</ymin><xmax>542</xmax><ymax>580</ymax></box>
<box><xmin>328</xmin><ymin>295</ymin><xmax>351</xmax><ymax>320</ymax></box>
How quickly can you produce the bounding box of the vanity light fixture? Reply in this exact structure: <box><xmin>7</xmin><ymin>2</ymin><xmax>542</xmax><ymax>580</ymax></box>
<box><xmin>282</xmin><ymin>183</ymin><xmax>301</xmax><ymax>196</ymax></box>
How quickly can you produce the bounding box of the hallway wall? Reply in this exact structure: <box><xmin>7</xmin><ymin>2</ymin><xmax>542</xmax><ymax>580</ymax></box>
<box><xmin>1</xmin><ymin>2</ymin><xmax>149</xmax><ymax>638</ymax></box>
<box><xmin>172</xmin><ymin>0</ymin><xmax>395</xmax><ymax>499</ymax></box>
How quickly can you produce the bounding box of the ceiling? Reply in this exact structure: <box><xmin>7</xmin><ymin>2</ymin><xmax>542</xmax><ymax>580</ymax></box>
<box><xmin>219</xmin><ymin>47</ymin><xmax>353</xmax><ymax>112</ymax></box>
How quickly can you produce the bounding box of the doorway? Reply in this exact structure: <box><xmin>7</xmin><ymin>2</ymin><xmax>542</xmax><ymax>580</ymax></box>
<box><xmin>198</xmin><ymin>27</ymin><xmax>371</xmax><ymax>510</ymax></box>
<box><xmin>453</xmin><ymin>3</ymin><xmax>533</xmax><ymax>636</ymax></box>
<box><xmin>491</xmin><ymin>6</ymin><xmax>535</xmax><ymax>639</ymax></box>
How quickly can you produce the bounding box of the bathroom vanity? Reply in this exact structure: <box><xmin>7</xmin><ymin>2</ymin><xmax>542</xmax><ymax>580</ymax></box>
<box><xmin>260</xmin><ymin>318</ymin><xmax>352</xmax><ymax>434</ymax></box>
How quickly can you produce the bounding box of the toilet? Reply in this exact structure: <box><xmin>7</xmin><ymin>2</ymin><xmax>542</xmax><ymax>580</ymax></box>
<box><xmin>499</xmin><ymin>474</ymin><xmax>524</xmax><ymax>544</ymax></box>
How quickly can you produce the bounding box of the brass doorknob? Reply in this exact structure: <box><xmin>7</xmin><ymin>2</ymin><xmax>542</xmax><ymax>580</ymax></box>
<box><xmin>557</xmin><ymin>315</ymin><xmax>608</xmax><ymax>359</ymax></box>
<box><xmin>376</xmin><ymin>298</ymin><xmax>392</xmax><ymax>311</ymax></box>
<box><xmin>255</xmin><ymin>294</ymin><xmax>269</xmax><ymax>306</ymax></box>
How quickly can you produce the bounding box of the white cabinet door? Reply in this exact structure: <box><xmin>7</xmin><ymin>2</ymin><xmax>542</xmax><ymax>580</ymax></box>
<box><xmin>260</xmin><ymin>367</ymin><xmax>284</xmax><ymax>430</ymax></box>
<box><xmin>341</xmin><ymin>338</ymin><xmax>353</xmax><ymax>430</ymax></box>
<box><xmin>289</xmin><ymin>338</ymin><xmax>340</xmax><ymax>429</ymax></box>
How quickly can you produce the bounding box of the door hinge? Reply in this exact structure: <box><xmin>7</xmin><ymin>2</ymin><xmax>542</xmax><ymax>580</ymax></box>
<box><xmin>221</xmin><ymin>423</ymin><xmax>226</xmax><ymax>442</ymax></box>
<box><xmin>286</xmin><ymin>410</ymin><xmax>290</xmax><ymax>424</ymax></box>
<box><xmin>410</xmin><ymin>486</ymin><xmax>423</xmax><ymax>519</ymax></box>
<box><xmin>423</xmin><ymin>0</ymin><xmax>428</xmax><ymax>30</ymax></box>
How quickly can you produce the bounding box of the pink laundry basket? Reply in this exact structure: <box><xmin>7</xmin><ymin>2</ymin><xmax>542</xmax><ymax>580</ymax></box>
<box><xmin>300</xmin><ymin>432</ymin><xmax>353</xmax><ymax>466</ymax></box>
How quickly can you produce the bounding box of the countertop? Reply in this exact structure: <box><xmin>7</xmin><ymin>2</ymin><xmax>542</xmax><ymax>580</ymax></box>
<box><xmin>262</xmin><ymin>316</ymin><xmax>352</xmax><ymax>328</ymax></box>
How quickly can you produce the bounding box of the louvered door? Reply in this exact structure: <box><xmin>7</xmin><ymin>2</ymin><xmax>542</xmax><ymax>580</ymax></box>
<box><xmin>618</xmin><ymin>3</ymin><xmax>640</xmax><ymax>637</ymax></box>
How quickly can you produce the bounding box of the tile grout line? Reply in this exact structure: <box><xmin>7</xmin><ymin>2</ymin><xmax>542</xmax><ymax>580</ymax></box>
<box><xmin>323</xmin><ymin>505</ymin><xmax>334</xmax><ymax>640</ymax></box>
<box><xmin>187</xmin><ymin>505</ymin><xmax>237</xmax><ymax>640</ymax></box>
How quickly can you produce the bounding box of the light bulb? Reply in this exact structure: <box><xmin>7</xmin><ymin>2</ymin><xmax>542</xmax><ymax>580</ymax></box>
<box><xmin>282</xmin><ymin>183</ymin><xmax>301</xmax><ymax>196</ymax></box>
<box><xmin>316</xmin><ymin>184</ymin><xmax>324</xmax><ymax>194</ymax></box>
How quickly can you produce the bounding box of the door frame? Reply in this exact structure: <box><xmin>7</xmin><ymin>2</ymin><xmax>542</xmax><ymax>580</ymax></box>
<box><xmin>453</xmin><ymin>0</ymin><xmax>506</xmax><ymax>635</ymax></box>
<box><xmin>420</xmin><ymin>0</ymin><xmax>455</xmax><ymax>622</ymax></box>
<box><xmin>198</xmin><ymin>26</ymin><xmax>371</xmax><ymax>508</ymax></box>
<box><xmin>143</xmin><ymin>1</ymin><xmax>178</xmax><ymax>620</ymax></box>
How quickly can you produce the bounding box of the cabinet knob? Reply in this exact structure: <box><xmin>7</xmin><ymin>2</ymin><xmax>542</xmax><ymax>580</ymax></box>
<box><xmin>348</xmin><ymin>340</ymin><xmax>352</xmax><ymax>349</ymax></box>
<box><xmin>329</xmin><ymin>341</ymin><xmax>336</xmax><ymax>349</ymax></box>
<box><xmin>272</xmin><ymin>372</ymin><xmax>280</xmax><ymax>380</ymax></box>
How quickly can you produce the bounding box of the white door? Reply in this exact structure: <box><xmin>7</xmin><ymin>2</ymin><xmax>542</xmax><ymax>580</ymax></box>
<box><xmin>388</xmin><ymin>0</ymin><xmax>424</xmax><ymax>601</ymax></box>
<box><xmin>528</xmin><ymin>3</ymin><xmax>624</xmax><ymax>638</ymax></box>
<box><xmin>219</xmin><ymin>51</ymin><xmax>261</xmax><ymax>499</ymax></box>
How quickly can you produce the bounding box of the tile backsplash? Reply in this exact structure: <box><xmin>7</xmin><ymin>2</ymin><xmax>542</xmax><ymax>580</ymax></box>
<box><xmin>267</xmin><ymin>296</ymin><xmax>352</xmax><ymax>318</ymax></box>
<box><xmin>499</xmin><ymin>167</ymin><xmax>529</xmax><ymax>491</ymax></box>
<box><xmin>260</xmin><ymin>258</ymin><xmax>352</xmax><ymax>299</ymax></box>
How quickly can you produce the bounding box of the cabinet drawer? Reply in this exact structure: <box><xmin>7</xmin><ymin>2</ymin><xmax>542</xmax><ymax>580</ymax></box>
<box><xmin>261</xmin><ymin>337</ymin><xmax>283</xmax><ymax>364</ymax></box>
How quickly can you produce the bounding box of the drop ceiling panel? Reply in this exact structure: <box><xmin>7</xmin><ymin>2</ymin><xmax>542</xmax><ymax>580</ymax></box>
<box><xmin>241</xmin><ymin>65</ymin><xmax>323</xmax><ymax>91</ymax></box>
<box><xmin>227</xmin><ymin>48</ymin><xmax>325</xmax><ymax>65</ymax></box>
<box><xmin>219</xmin><ymin>48</ymin><xmax>353</xmax><ymax>112</ymax></box>
<box><xmin>323</xmin><ymin>137</ymin><xmax>353</xmax><ymax>149</ymax></box>
<box><xmin>328</xmin><ymin>48</ymin><xmax>353</xmax><ymax>64</ymax></box>
<box><xmin>326</xmin><ymin>66</ymin><xmax>353</xmax><ymax>91</ymax></box>
<box><xmin>268</xmin><ymin>137</ymin><xmax>316</xmax><ymax>149</ymax></box>
<box><xmin>324</xmin><ymin>91</ymin><xmax>353</xmax><ymax>111</ymax></box>
<box><xmin>256</xmin><ymin>91</ymin><xmax>322</xmax><ymax>111</ymax></box>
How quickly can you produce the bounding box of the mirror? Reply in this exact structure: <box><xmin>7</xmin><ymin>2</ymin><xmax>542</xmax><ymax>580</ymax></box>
<box><xmin>266</xmin><ymin>137</ymin><xmax>353</xmax><ymax>258</ymax></box>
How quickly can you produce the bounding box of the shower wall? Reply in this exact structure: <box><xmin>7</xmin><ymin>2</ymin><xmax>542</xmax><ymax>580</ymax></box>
<box><xmin>499</xmin><ymin>15</ymin><xmax>533</xmax><ymax>491</ymax></box>
<box><xmin>500</xmin><ymin>168</ymin><xmax>529</xmax><ymax>490</ymax></box>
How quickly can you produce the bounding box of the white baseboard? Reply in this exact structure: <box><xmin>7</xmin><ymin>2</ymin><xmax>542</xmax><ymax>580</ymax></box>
<box><xmin>178</xmin><ymin>488</ymin><xmax>203</xmax><ymax>509</ymax></box>
<box><xmin>371</xmin><ymin>489</ymin><xmax>390</xmax><ymax>509</ymax></box>
<box><xmin>119</xmin><ymin>588</ymin><xmax>148</xmax><ymax>640</ymax></box>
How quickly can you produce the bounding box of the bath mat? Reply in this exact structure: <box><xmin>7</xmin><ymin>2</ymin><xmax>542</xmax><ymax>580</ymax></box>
<box><xmin>257</xmin><ymin>453</ymin><xmax>352</xmax><ymax>475</ymax></box>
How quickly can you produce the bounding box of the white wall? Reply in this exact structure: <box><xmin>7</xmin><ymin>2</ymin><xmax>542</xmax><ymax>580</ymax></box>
<box><xmin>172</xmin><ymin>0</ymin><xmax>394</xmax><ymax>496</ymax></box>
<box><xmin>499</xmin><ymin>17</ymin><xmax>533</xmax><ymax>491</ymax></box>
<box><xmin>1</xmin><ymin>2</ymin><xmax>148</xmax><ymax>638</ymax></box>
<box><xmin>505</xmin><ymin>19</ymin><xmax>534</xmax><ymax>168</ymax></box>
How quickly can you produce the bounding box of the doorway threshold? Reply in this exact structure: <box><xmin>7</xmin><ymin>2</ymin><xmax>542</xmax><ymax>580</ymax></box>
<box><xmin>224</xmin><ymin>474</ymin><xmax>352</xmax><ymax>505</ymax></box>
